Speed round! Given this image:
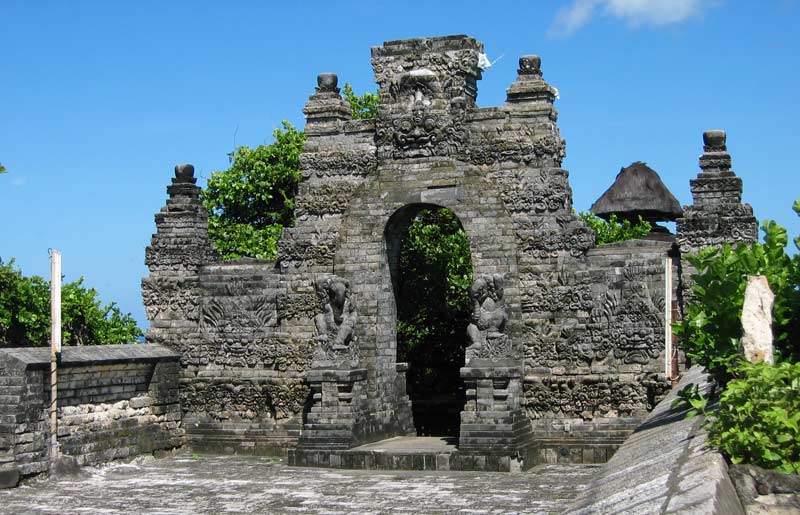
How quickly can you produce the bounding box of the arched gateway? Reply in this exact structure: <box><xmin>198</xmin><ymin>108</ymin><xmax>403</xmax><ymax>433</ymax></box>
<box><xmin>143</xmin><ymin>35</ymin><xmax>757</xmax><ymax>470</ymax></box>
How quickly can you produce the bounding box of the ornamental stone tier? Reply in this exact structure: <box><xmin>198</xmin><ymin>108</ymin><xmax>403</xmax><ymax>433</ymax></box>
<box><xmin>676</xmin><ymin>130</ymin><xmax>758</xmax><ymax>253</ymax></box>
<box><xmin>141</xmin><ymin>35</ymin><xmax>757</xmax><ymax>470</ymax></box>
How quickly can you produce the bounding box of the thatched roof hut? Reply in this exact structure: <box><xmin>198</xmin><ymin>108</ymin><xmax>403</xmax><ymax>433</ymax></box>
<box><xmin>590</xmin><ymin>161</ymin><xmax>683</xmax><ymax>224</ymax></box>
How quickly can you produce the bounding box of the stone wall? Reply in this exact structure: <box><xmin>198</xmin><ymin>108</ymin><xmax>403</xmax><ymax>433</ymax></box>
<box><xmin>142</xmin><ymin>35</ymin><xmax>756</xmax><ymax>464</ymax></box>
<box><xmin>0</xmin><ymin>345</ymin><xmax>183</xmax><ymax>485</ymax></box>
<box><xmin>564</xmin><ymin>366</ymin><xmax>745</xmax><ymax>514</ymax></box>
<box><xmin>524</xmin><ymin>239</ymin><xmax>678</xmax><ymax>460</ymax></box>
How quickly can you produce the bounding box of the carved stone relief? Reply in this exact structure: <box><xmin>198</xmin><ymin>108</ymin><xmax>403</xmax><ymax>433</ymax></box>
<box><xmin>521</xmin><ymin>270</ymin><xmax>593</xmax><ymax>314</ymax></box>
<box><xmin>492</xmin><ymin>169</ymin><xmax>571</xmax><ymax>214</ymax></box>
<box><xmin>465</xmin><ymin>274</ymin><xmax>518</xmax><ymax>362</ymax></box>
<box><xmin>524</xmin><ymin>375</ymin><xmax>652</xmax><ymax>420</ymax></box>
<box><xmin>587</xmin><ymin>264</ymin><xmax>665</xmax><ymax>365</ymax></box>
<box><xmin>376</xmin><ymin>106</ymin><xmax>467</xmax><ymax>159</ymax></box>
<box><xmin>469</xmin><ymin>126</ymin><xmax>566</xmax><ymax>167</ymax></box>
<box><xmin>277</xmin><ymin>232</ymin><xmax>338</xmax><ymax>268</ymax></box>
<box><xmin>181</xmin><ymin>379</ymin><xmax>309</xmax><ymax>421</ymax></box>
<box><xmin>313</xmin><ymin>275</ymin><xmax>360</xmax><ymax>366</ymax></box>
<box><xmin>300</xmin><ymin>151</ymin><xmax>376</xmax><ymax>179</ymax></box>
<box><xmin>516</xmin><ymin>218</ymin><xmax>595</xmax><ymax>258</ymax></box>
<box><xmin>295</xmin><ymin>182</ymin><xmax>360</xmax><ymax>219</ymax></box>
<box><xmin>141</xmin><ymin>278</ymin><xmax>199</xmax><ymax>321</ymax></box>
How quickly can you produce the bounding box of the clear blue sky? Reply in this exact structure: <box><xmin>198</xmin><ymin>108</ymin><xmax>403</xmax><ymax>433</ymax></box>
<box><xmin>2</xmin><ymin>1</ymin><xmax>798</xmax><ymax>332</ymax></box>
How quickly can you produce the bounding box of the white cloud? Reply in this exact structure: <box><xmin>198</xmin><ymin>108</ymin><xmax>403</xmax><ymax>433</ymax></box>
<box><xmin>550</xmin><ymin>0</ymin><xmax>711</xmax><ymax>36</ymax></box>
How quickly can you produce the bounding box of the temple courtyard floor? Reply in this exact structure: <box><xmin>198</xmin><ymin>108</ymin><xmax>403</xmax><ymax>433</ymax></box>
<box><xmin>0</xmin><ymin>453</ymin><xmax>597</xmax><ymax>514</ymax></box>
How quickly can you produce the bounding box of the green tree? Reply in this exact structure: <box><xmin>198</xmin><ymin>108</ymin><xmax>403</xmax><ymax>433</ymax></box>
<box><xmin>674</xmin><ymin>215</ymin><xmax>800</xmax><ymax>386</ymax></box>
<box><xmin>202</xmin><ymin>86</ymin><xmax>378</xmax><ymax>260</ymax></box>
<box><xmin>672</xmin><ymin>202</ymin><xmax>800</xmax><ymax>473</ymax></box>
<box><xmin>708</xmin><ymin>360</ymin><xmax>800</xmax><ymax>473</ymax></box>
<box><xmin>342</xmin><ymin>83</ymin><xmax>379</xmax><ymax>120</ymax></box>
<box><xmin>202</xmin><ymin>121</ymin><xmax>306</xmax><ymax>260</ymax></box>
<box><xmin>0</xmin><ymin>163</ymin><xmax>6</xmax><ymax>173</ymax></box>
<box><xmin>579</xmin><ymin>212</ymin><xmax>651</xmax><ymax>244</ymax></box>
<box><xmin>0</xmin><ymin>258</ymin><xmax>142</xmax><ymax>347</ymax></box>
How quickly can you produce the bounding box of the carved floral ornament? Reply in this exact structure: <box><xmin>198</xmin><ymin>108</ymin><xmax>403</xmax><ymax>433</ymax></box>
<box><xmin>198</xmin><ymin>296</ymin><xmax>274</xmax><ymax>334</ymax></box>
<box><xmin>494</xmin><ymin>170</ymin><xmax>572</xmax><ymax>214</ymax></box>
<box><xmin>371</xmin><ymin>50</ymin><xmax>480</xmax><ymax>98</ymax></box>
<box><xmin>277</xmin><ymin>231</ymin><xmax>338</xmax><ymax>268</ymax></box>
<box><xmin>181</xmin><ymin>379</ymin><xmax>309</xmax><ymax>421</ymax></box>
<box><xmin>141</xmin><ymin>278</ymin><xmax>199</xmax><ymax>321</ymax></box>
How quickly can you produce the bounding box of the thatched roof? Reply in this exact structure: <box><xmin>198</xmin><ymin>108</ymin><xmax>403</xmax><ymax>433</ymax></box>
<box><xmin>590</xmin><ymin>161</ymin><xmax>683</xmax><ymax>222</ymax></box>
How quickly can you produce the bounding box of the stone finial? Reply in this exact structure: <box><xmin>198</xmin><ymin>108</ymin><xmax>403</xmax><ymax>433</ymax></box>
<box><xmin>740</xmin><ymin>275</ymin><xmax>775</xmax><ymax>365</ymax></box>
<box><xmin>174</xmin><ymin>164</ymin><xmax>195</xmax><ymax>181</ymax></box>
<box><xmin>703</xmin><ymin>130</ymin><xmax>726</xmax><ymax>152</ymax></box>
<box><xmin>699</xmin><ymin>129</ymin><xmax>732</xmax><ymax>173</ymax></box>
<box><xmin>316</xmin><ymin>73</ymin><xmax>339</xmax><ymax>94</ymax></box>
<box><xmin>171</xmin><ymin>163</ymin><xmax>198</xmax><ymax>187</ymax></box>
<box><xmin>505</xmin><ymin>54</ymin><xmax>557</xmax><ymax>109</ymax></box>
<box><xmin>303</xmin><ymin>72</ymin><xmax>351</xmax><ymax>123</ymax></box>
<box><xmin>518</xmin><ymin>55</ymin><xmax>542</xmax><ymax>78</ymax></box>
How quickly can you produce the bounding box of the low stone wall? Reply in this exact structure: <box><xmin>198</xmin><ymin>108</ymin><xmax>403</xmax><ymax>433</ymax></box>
<box><xmin>0</xmin><ymin>344</ymin><xmax>184</xmax><ymax>487</ymax></box>
<box><xmin>564</xmin><ymin>366</ymin><xmax>745</xmax><ymax>514</ymax></box>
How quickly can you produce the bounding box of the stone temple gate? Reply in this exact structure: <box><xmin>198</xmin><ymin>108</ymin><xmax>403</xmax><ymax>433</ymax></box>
<box><xmin>142</xmin><ymin>35</ymin><xmax>757</xmax><ymax>470</ymax></box>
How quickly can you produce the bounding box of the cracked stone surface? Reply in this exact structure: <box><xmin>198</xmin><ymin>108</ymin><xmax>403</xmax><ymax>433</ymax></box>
<box><xmin>0</xmin><ymin>454</ymin><xmax>596</xmax><ymax>515</ymax></box>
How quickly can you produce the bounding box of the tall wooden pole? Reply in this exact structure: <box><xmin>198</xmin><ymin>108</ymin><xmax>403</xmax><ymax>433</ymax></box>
<box><xmin>664</xmin><ymin>257</ymin><xmax>672</xmax><ymax>379</ymax></box>
<box><xmin>49</xmin><ymin>249</ymin><xmax>61</xmax><ymax>461</ymax></box>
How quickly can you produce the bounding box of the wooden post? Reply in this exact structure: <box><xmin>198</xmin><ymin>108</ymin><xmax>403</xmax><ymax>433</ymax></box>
<box><xmin>664</xmin><ymin>257</ymin><xmax>672</xmax><ymax>379</ymax></box>
<box><xmin>49</xmin><ymin>249</ymin><xmax>61</xmax><ymax>461</ymax></box>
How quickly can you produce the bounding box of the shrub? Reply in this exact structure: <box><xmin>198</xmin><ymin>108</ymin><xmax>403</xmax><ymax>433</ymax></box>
<box><xmin>708</xmin><ymin>360</ymin><xmax>800</xmax><ymax>473</ymax></box>
<box><xmin>674</xmin><ymin>217</ymin><xmax>800</xmax><ymax>386</ymax></box>
<box><xmin>579</xmin><ymin>212</ymin><xmax>651</xmax><ymax>244</ymax></box>
<box><xmin>342</xmin><ymin>83</ymin><xmax>379</xmax><ymax>120</ymax></box>
<box><xmin>202</xmin><ymin>121</ymin><xmax>305</xmax><ymax>260</ymax></box>
<box><xmin>0</xmin><ymin>258</ymin><xmax>142</xmax><ymax>347</ymax></box>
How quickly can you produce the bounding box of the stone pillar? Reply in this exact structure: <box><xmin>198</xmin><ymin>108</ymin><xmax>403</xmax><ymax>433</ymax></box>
<box><xmin>459</xmin><ymin>275</ymin><xmax>531</xmax><ymax>463</ymax></box>
<box><xmin>676</xmin><ymin>130</ymin><xmax>758</xmax><ymax>254</ymax></box>
<box><xmin>142</xmin><ymin>164</ymin><xmax>218</xmax><ymax>353</ymax></box>
<box><xmin>460</xmin><ymin>363</ymin><xmax>530</xmax><ymax>457</ymax></box>
<box><xmin>295</xmin><ymin>275</ymin><xmax>368</xmax><ymax>450</ymax></box>
<box><xmin>299</xmin><ymin>368</ymin><xmax>368</xmax><ymax>450</ymax></box>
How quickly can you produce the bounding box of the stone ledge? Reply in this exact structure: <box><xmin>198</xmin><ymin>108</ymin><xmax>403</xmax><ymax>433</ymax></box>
<box><xmin>564</xmin><ymin>366</ymin><xmax>745</xmax><ymax>515</ymax></box>
<box><xmin>0</xmin><ymin>344</ymin><xmax>180</xmax><ymax>370</ymax></box>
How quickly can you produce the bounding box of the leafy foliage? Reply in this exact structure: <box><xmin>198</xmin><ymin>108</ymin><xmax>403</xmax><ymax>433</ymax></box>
<box><xmin>674</xmin><ymin>216</ymin><xmax>800</xmax><ymax>386</ymax></box>
<box><xmin>671</xmin><ymin>201</ymin><xmax>800</xmax><ymax>472</ymax></box>
<box><xmin>396</xmin><ymin>208</ymin><xmax>473</xmax><ymax>359</ymax></box>
<box><xmin>202</xmin><ymin>121</ymin><xmax>306</xmax><ymax>260</ymax></box>
<box><xmin>579</xmin><ymin>212</ymin><xmax>651</xmax><ymax>244</ymax></box>
<box><xmin>0</xmin><ymin>258</ymin><xmax>142</xmax><ymax>347</ymax></box>
<box><xmin>395</xmin><ymin>208</ymin><xmax>473</xmax><ymax>435</ymax></box>
<box><xmin>202</xmin><ymin>85</ymin><xmax>378</xmax><ymax>260</ymax></box>
<box><xmin>671</xmin><ymin>382</ymin><xmax>709</xmax><ymax>419</ymax></box>
<box><xmin>708</xmin><ymin>361</ymin><xmax>800</xmax><ymax>473</ymax></box>
<box><xmin>0</xmin><ymin>163</ymin><xmax>6</xmax><ymax>174</ymax></box>
<box><xmin>342</xmin><ymin>83</ymin><xmax>379</xmax><ymax>120</ymax></box>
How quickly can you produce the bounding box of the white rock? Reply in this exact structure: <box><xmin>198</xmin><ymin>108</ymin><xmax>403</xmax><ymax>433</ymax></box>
<box><xmin>740</xmin><ymin>275</ymin><xmax>775</xmax><ymax>364</ymax></box>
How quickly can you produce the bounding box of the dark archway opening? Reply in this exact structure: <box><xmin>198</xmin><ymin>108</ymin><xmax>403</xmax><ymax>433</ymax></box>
<box><xmin>386</xmin><ymin>205</ymin><xmax>473</xmax><ymax>437</ymax></box>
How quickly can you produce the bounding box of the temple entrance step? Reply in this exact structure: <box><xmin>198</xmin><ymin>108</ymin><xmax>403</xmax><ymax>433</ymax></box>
<box><xmin>287</xmin><ymin>436</ymin><xmax>531</xmax><ymax>472</ymax></box>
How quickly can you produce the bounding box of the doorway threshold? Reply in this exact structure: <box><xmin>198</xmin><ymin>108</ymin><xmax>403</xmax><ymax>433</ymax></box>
<box><xmin>288</xmin><ymin>436</ymin><xmax>528</xmax><ymax>472</ymax></box>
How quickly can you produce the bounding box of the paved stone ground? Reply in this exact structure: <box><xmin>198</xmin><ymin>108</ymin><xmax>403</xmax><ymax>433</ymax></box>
<box><xmin>0</xmin><ymin>454</ymin><xmax>597</xmax><ymax>515</ymax></box>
